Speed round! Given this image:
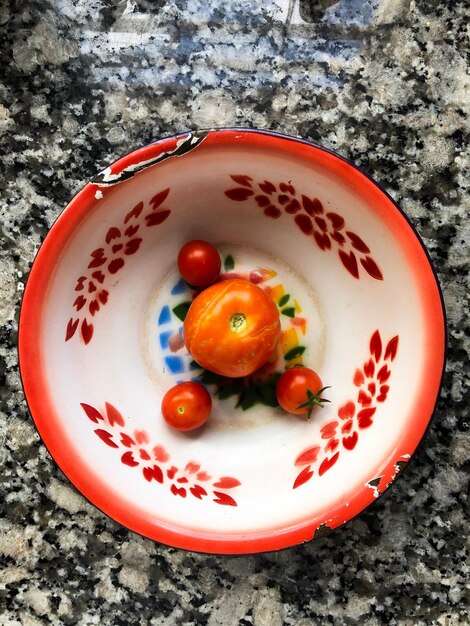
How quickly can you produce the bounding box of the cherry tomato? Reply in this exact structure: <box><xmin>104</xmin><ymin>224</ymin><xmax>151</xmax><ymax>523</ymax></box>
<box><xmin>276</xmin><ymin>367</ymin><xmax>330</xmax><ymax>418</ymax></box>
<box><xmin>161</xmin><ymin>382</ymin><xmax>212</xmax><ymax>431</ymax></box>
<box><xmin>184</xmin><ymin>279</ymin><xmax>281</xmax><ymax>378</ymax></box>
<box><xmin>177</xmin><ymin>240</ymin><xmax>221</xmax><ymax>287</ymax></box>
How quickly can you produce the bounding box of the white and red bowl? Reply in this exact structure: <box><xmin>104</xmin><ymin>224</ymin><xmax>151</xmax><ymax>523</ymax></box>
<box><xmin>19</xmin><ymin>129</ymin><xmax>445</xmax><ymax>554</ymax></box>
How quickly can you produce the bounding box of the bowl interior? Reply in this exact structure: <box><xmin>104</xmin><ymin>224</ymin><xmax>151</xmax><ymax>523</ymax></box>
<box><xmin>19</xmin><ymin>130</ymin><xmax>445</xmax><ymax>553</ymax></box>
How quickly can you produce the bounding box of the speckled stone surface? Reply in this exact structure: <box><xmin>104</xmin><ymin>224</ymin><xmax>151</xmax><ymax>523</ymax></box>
<box><xmin>1</xmin><ymin>0</ymin><xmax>469</xmax><ymax>624</ymax></box>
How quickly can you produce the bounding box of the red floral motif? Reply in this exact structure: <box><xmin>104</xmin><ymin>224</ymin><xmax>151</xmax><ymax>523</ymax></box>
<box><xmin>81</xmin><ymin>401</ymin><xmax>241</xmax><ymax>506</ymax></box>
<box><xmin>66</xmin><ymin>189</ymin><xmax>172</xmax><ymax>345</ymax></box>
<box><xmin>225</xmin><ymin>176</ymin><xmax>383</xmax><ymax>281</ymax></box>
<box><xmin>293</xmin><ymin>330</ymin><xmax>399</xmax><ymax>489</ymax></box>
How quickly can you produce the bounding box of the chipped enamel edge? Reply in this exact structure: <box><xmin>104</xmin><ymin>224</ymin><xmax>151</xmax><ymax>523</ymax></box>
<box><xmin>91</xmin><ymin>130</ymin><xmax>209</xmax><ymax>187</ymax></box>
<box><xmin>366</xmin><ymin>454</ymin><xmax>411</xmax><ymax>499</ymax></box>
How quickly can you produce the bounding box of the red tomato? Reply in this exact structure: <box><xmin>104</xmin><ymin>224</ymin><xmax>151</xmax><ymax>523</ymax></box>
<box><xmin>184</xmin><ymin>279</ymin><xmax>281</xmax><ymax>378</ymax></box>
<box><xmin>177</xmin><ymin>240</ymin><xmax>221</xmax><ymax>287</ymax></box>
<box><xmin>276</xmin><ymin>367</ymin><xmax>330</xmax><ymax>418</ymax></box>
<box><xmin>161</xmin><ymin>382</ymin><xmax>212</xmax><ymax>431</ymax></box>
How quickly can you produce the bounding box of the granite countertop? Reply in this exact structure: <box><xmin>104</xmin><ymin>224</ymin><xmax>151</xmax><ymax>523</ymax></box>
<box><xmin>1</xmin><ymin>0</ymin><xmax>469</xmax><ymax>624</ymax></box>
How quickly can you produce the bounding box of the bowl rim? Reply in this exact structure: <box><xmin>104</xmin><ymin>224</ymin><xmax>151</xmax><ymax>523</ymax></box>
<box><xmin>18</xmin><ymin>127</ymin><xmax>447</xmax><ymax>554</ymax></box>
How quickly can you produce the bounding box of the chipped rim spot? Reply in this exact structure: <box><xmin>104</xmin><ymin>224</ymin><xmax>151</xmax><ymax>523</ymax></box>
<box><xmin>366</xmin><ymin>453</ymin><xmax>411</xmax><ymax>498</ymax></box>
<box><xmin>366</xmin><ymin>476</ymin><xmax>382</xmax><ymax>498</ymax></box>
<box><xmin>91</xmin><ymin>131</ymin><xmax>209</xmax><ymax>187</ymax></box>
<box><xmin>312</xmin><ymin>521</ymin><xmax>333</xmax><ymax>540</ymax></box>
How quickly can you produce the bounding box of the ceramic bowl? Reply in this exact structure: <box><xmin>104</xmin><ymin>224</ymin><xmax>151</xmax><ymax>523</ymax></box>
<box><xmin>19</xmin><ymin>129</ymin><xmax>445</xmax><ymax>554</ymax></box>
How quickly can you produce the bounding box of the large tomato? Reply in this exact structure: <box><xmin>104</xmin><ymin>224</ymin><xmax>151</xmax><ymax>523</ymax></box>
<box><xmin>184</xmin><ymin>279</ymin><xmax>281</xmax><ymax>378</ymax></box>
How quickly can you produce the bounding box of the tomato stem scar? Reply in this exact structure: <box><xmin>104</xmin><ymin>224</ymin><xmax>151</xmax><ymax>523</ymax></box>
<box><xmin>230</xmin><ymin>312</ymin><xmax>247</xmax><ymax>333</ymax></box>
